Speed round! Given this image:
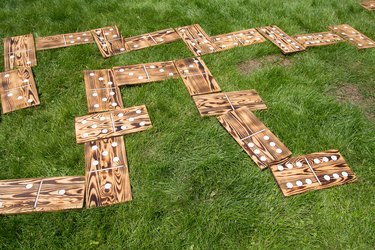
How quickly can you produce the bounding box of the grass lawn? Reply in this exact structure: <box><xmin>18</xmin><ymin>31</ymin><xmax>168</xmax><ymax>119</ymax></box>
<box><xmin>0</xmin><ymin>0</ymin><xmax>374</xmax><ymax>249</ymax></box>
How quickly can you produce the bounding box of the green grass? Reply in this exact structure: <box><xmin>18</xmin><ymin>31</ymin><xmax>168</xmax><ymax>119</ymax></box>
<box><xmin>0</xmin><ymin>0</ymin><xmax>375</xmax><ymax>249</ymax></box>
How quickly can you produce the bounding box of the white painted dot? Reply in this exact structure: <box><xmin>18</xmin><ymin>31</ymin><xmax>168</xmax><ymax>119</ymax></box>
<box><xmin>121</xmin><ymin>125</ymin><xmax>127</xmax><ymax>130</ymax></box>
<box><xmin>136</xmin><ymin>109</ymin><xmax>142</xmax><ymax>114</ymax></box>
<box><xmin>286</xmin><ymin>163</ymin><xmax>293</xmax><ymax>169</ymax></box>
<box><xmin>138</xmin><ymin>76</ymin><xmax>144</xmax><ymax>80</ymax></box>
<box><xmin>119</xmin><ymin>69</ymin><xmax>125</xmax><ymax>72</ymax></box>
<box><xmin>17</xmin><ymin>96</ymin><xmax>23</xmax><ymax>100</ymax></box>
<box><xmin>27</xmin><ymin>99</ymin><xmax>33</xmax><ymax>103</ymax></box>
<box><xmin>23</xmin><ymin>79</ymin><xmax>29</xmax><ymax>83</ymax></box>
<box><xmin>296</xmin><ymin>162</ymin><xmax>303</xmax><ymax>167</ymax></box>
<box><xmin>102</xmin><ymin>151</ymin><xmax>109</xmax><ymax>156</ymax></box>
<box><xmin>286</xmin><ymin>182</ymin><xmax>293</xmax><ymax>189</ymax></box>
<box><xmin>58</xmin><ymin>189</ymin><xmax>66</xmax><ymax>195</ymax></box>
<box><xmin>77</xmin><ymin>37</ymin><xmax>81</xmax><ymax>40</ymax></box>
<box><xmin>263</xmin><ymin>135</ymin><xmax>269</xmax><ymax>140</ymax></box>
<box><xmin>247</xmin><ymin>142</ymin><xmax>254</xmax><ymax>148</ymax></box>
<box><xmin>111</xmin><ymin>142</ymin><xmax>118</xmax><ymax>147</ymax></box>
<box><xmin>100</xmin><ymin>117</ymin><xmax>106</xmax><ymax>121</ymax></box>
<box><xmin>83</xmin><ymin>133</ymin><xmax>89</xmax><ymax>138</ymax></box>
<box><xmin>276</xmin><ymin>148</ymin><xmax>282</xmax><ymax>154</ymax></box>
<box><xmin>101</xmin><ymin>129</ymin><xmax>108</xmax><ymax>134</ymax></box>
<box><xmin>113</xmin><ymin>157</ymin><xmax>120</xmax><ymax>162</ymax></box>
<box><xmin>120</xmin><ymin>48</ymin><xmax>125</xmax><ymax>51</ymax></box>
<box><xmin>260</xmin><ymin>156</ymin><xmax>267</xmax><ymax>161</ymax></box>
<box><xmin>305</xmin><ymin>178</ymin><xmax>312</xmax><ymax>185</ymax></box>
<box><xmin>9</xmin><ymin>55</ymin><xmax>14</xmax><ymax>59</ymax></box>
<box><xmin>25</xmin><ymin>184</ymin><xmax>33</xmax><ymax>189</ymax></box>
<box><xmin>184</xmin><ymin>69</ymin><xmax>189</xmax><ymax>73</ymax></box>
<box><xmin>111</xmin><ymin>102</ymin><xmax>117</xmax><ymax>107</ymax></box>
<box><xmin>159</xmin><ymin>69</ymin><xmax>165</xmax><ymax>72</ymax></box>
<box><xmin>84</xmin><ymin>38</ymin><xmax>89</xmax><ymax>42</ymax></box>
<box><xmin>94</xmin><ymin>104</ymin><xmax>99</xmax><ymax>108</ymax></box>
<box><xmin>110</xmin><ymin>91</ymin><xmax>115</xmax><ymax>96</ymax></box>
<box><xmin>107</xmin><ymin>81</ymin><xmax>113</xmax><ymax>85</ymax></box>
<box><xmin>92</xmin><ymin>145</ymin><xmax>98</xmax><ymax>150</ymax></box>
<box><xmin>270</xmin><ymin>142</ymin><xmax>276</xmax><ymax>147</ymax></box>
<box><xmin>277</xmin><ymin>165</ymin><xmax>284</xmax><ymax>171</ymax></box>
<box><xmin>118</xmin><ymin>113</ymin><xmax>124</xmax><ymax>117</ymax></box>
<box><xmin>129</xmin><ymin>117</ymin><xmax>135</xmax><ymax>122</ymax></box>
<box><xmin>254</xmin><ymin>149</ymin><xmax>260</xmax><ymax>155</ymax></box>
<box><xmin>296</xmin><ymin>181</ymin><xmax>303</xmax><ymax>187</ymax></box>
<box><xmin>322</xmin><ymin>157</ymin><xmax>329</xmax><ymax>162</ymax></box>
<box><xmin>26</xmin><ymin>61</ymin><xmax>31</xmax><ymax>65</ymax></box>
<box><xmin>70</xmin><ymin>41</ymin><xmax>75</xmax><ymax>44</ymax></box>
<box><xmin>129</xmin><ymin>72</ymin><xmax>134</xmax><ymax>76</ymax></box>
<box><xmin>331</xmin><ymin>155</ymin><xmax>338</xmax><ymax>161</ymax></box>
<box><xmin>92</xmin><ymin>92</ymin><xmax>98</xmax><ymax>97</ymax></box>
<box><xmin>98</xmin><ymin>77</ymin><xmax>104</xmax><ymax>81</ymax></box>
<box><xmin>7</xmin><ymin>92</ymin><xmax>13</xmax><ymax>97</ymax></box>
<box><xmin>169</xmin><ymin>72</ymin><xmax>174</xmax><ymax>76</ymax></box>
<box><xmin>333</xmin><ymin>173</ymin><xmax>339</xmax><ymax>179</ymax></box>
<box><xmin>104</xmin><ymin>183</ymin><xmax>112</xmax><ymax>189</ymax></box>
<box><xmin>197</xmin><ymin>50</ymin><xmax>201</xmax><ymax>54</ymax></box>
<box><xmin>324</xmin><ymin>175</ymin><xmax>330</xmax><ymax>181</ymax></box>
<box><xmin>81</xmin><ymin>120</ymin><xmax>87</xmax><ymax>124</ymax></box>
<box><xmin>313</xmin><ymin>158</ymin><xmax>320</xmax><ymax>164</ymax></box>
<box><xmin>102</xmin><ymin>97</ymin><xmax>108</xmax><ymax>101</ymax></box>
<box><xmin>140</xmin><ymin>121</ymin><xmax>146</xmax><ymax>126</ymax></box>
<box><xmin>4</xmin><ymin>74</ymin><xmax>10</xmax><ymax>78</ymax></box>
<box><xmin>133</xmin><ymin>45</ymin><xmax>138</xmax><ymax>48</ymax></box>
<box><xmin>342</xmin><ymin>171</ymin><xmax>348</xmax><ymax>177</ymax></box>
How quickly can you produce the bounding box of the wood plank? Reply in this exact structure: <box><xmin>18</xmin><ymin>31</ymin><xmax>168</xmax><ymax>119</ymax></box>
<box><xmin>361</xmin><ymin>1</ymin><xmax>375</xmax><ymax>10</ymax></box>
<box><xmin>257</xmin><ymin>25</ymin><xmax>305</xmax><ymax>54</ymax></box>
<box><xmin>113</xmin><ymin>61</ymin><xmax>179</xmax><ymax>86</ymax></box>
<box><xmin>75</xmin><ymin>105</ymin><xmax>152</xmax><ymax>144</ymax></box>
<box><xmin>329</xmin><ymin>24</ymin><xmax>375</xmax><ymax>49</ymax></box>
<box><xmin>35</xmin><ymin>31</ymin><xmax>94</xmax><ymax>51</ymax></box>
<box><xmin>270</xmin><ymin>150</ymin><xmax>357</xmax><ymax>197</ymax></box>
<box><xmin>125</xmin><ymin>28</ymin><xmax>180</xmax><ymax>51</ymax></box>
<box><xmin>192</xmin><ymin>90</ymin><xmax>267</xmax><ymax>116</ymax></box>
<box><xmin>85</xmin><ymin>137</ymin><xmax>132</xmax><ymax>208</ymax></box>
<box><xmin>84</xmin><ymin>69</ymin><xmax>123</xmax><ymax>113</ymax></box>
<box><xmin>0</xmin><ymin>67</ymin><xmax>40</xmax><ymax>113</ymax></box>
<box><xmin>3</xmin><ymin>34</ymin><xmax>37</xmax><ymax>70</ymax></box>
<box><xmin>211</xmin><ymin>29</ymin><xmax>266</xmax><ymax>52</ymax></box>
<box><xmin>0</xmin><ymin>176</ymin><xmax>84</xmax><ymax>215</ymax></box>
<box><xmin>174</xmin><ymin>57</ymin><xmax>221</xmax><ymax>96</ymax></box>
<box><xmin>176</xmin><ymin>24</ymin><xmax>218</xmax><ymax>56</ymax></box>
<box><xmin>292</xmin><ymin>32</ymin><xmax>343</xmax><ymax>48</ymax></box>
<box><xmin>218</xmin><ymin>107</ymin><xmax>292</xmax><ymax>169</ymax></box>
<box><xmin>91</xmin><ymin>26</ymin><xmax>127</xmax><ymax>58</ymax></box>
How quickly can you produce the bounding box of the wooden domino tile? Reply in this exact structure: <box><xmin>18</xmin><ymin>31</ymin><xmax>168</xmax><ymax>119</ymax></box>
<box><xmin>3</xmin><ymin>34</ymin><xmax>37</xmax><ymax>70</ymax></box>
<box><xmin>293</xmin><ymin>32</ymin><xmax>343</xmax><ymax>48</ymax></box>
<box><xmin>0</xmin><ymin>176</ymin><xmax>84</xmax><ymax>215</ymax></box>
<box><xmin>361</xmin><ymin>1</ymin><xmax>375</xmax><ymax>10</ymax></box>
<box><xmin>75</xmin><ymin>105</ymin><xmax>152</xmax><ymax>144</ymax></box>
<box><xmin>218</xmin><ymin>107</ymin><xmax>292</xmax><ymax>169</ymax></box>
<box><xmin>85</xmin><ymin>137</ymin><xmax>132</xmax><ymax>208</ymax></box>
<box><xmin>329</xmin><ymin>24</ymin><xmax>375</xmax><ymax>49</ymax></box>
<box><xmin>174</xmin><ymin>57</ymin><xmax>221</xmax><ymax>96</ymax></box>
<box><xmin>35</xmin><ymin>31</ymin><xmax>94</xmax><ymax>51</ymax></box>
<box><xmin>91</xmin><ymin>26</ymin><xmax>127</xmax><ymax>58</ymax></box>
<box><xmin>192</xmin><ymin>90</ymin><xmax>267</xmax><ymax>116</ymax></box>
<box><xmin>176</xmin><ymin>24</ymin><xmax>218</xmax><ymax>56</ymax></box>
<box><xmin>113</xmin><ymin>61</ymin><xmax>179</xmax><ymax>86</ymax></box>
<box><xmin>257</xmin><ymin>25</ymin><xmax>305</xmax><ymax>54</ymax></box>
<box><xmin>84</xmin><ymin>69</ymin><xmax>123</xmax><ymax>113</ymax></box>
<box><xmin>270</xmin><ymin>150</ymin><xmax>357</xmax><ymax>197</ymax></box>
<box><xmin>211</xmin><ymin>29</ymin><xmax>266</xmax><ymax>52</ymax></box>
<box><xmin>125</xmin><ymin>28</ymin><xmax>180</xmax><ymax>51</ymax></box>
<box><xmin>0</xmin><ymin>67</ymin><xmax>40</xmax><ymax>114</ymax></box>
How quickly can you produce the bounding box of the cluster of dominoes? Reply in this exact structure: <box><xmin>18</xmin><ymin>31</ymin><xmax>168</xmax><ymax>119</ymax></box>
<box><xmin>1</xmin><ymin>23</ymin><xmax>374</xmax><ymax>114</ymax></box>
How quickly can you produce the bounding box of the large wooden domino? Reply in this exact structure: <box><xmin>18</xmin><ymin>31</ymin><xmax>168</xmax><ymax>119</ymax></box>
<box><xmin>113</xmin><ymin>61</ymin><xmax>179</xmax><ymax>86</ymax></box>
<box><xmin>329</xmin><ymin>24</ymin><xmax>375</xmax><ymax>49</ymax></box>
<box><xmin>270</xmin><ymin>150</ymin><xmax>357</xmax><ymax>197</ymax></box>
<box><xmin>361</xmin><ymin>1</ymin><xmax>375</xmax><ymax>10</ymax></box>
<box><xmin>0</xmin><ymin>176</ymin><xmax>84</xmax><ymax>215</ymax></box>
<box><xmin>84</xmin><ymin>69</ymin><xmax>123</xmax><ymax>113</ymax></box>
<box><xmin>192</xmin><ymin>90</ymin><xmax>267</xmax><ymax>116</ymax></box>
<box><xmin>257</xmin><ymin>25</ymin><xmax>305</xmax><ymax>54</ymax></box>
<box><xmin>174</xmin><ymin>57</ymin><xmax>221</xmax><ymax>96</ymax></box>
<box><xmin>3</xmin><ymin>34</ymin><xmax>37</xmax><ymax>70</ymax></box>
<box><xmin>85</xmin><ymin>137</ymin><xmax>132</xmax><ymax>208</ymax></box>
<box><xmin>211</xmin><ymin>29</ymin><xmax>266</xmax><ymax>52</ymax></box>
<box><xmin>0</xmin><ymin>67</ymin><xmax>40</xmax><ymax>114</ymax></box>
<box><xmin>35</xmin><ymin>31</ymin><xmax>94</xmax><ymax>51</ymax></box>
<box><xmin>91</xmin><ymin>26</ymin><xmax>127</xmax><ymax>58</ymax></box>
<box><xmin>218</xmin><ymin>107</ymin><xmax>292</xmax><ymax>169</ymax></box>
<box><xmin>176</xmin><ymin>24</ymin><xmax>218</xmax><ymax>56</ymax></box>
<box><xmin>292</xmin><ymin>32</ymin><xmax>343</xmax><ymax>48</ymax></box>
<box><xmin>75</xmin><ymin>105</ymin><xmax>152</xmax><ymax>143</ymax></box>
<box><xmin>125</xmin><ymin>28</ymin><xmax>180</xmax><ymax>51</ymax></box>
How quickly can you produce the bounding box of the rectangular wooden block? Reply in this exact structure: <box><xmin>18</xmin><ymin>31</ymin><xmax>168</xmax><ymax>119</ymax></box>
<box><xmin>176</xmin><ymin>24</ymin><xmax>218</xmax><ymax>56</ymax></box>
<box><xmin>0</xmin><ymin>176</ymin><xmax>84</xmax><ymax>215</ymax></box>
<box><xmin>4</xmin><ymin>34</ymin><xmax>37</xmax><ymax>70</ymax></box>
<box><xmin>218</xmin><ymin>107</ymin><xmax>292</xmax><ymax>169</ymax></box>
<box><xmin>85</xmin><ymin>137</ymin><xmax>132</xmax><ymax>208</ymax></box>
<box><xmin>0</xmin><ymin>67</ymin><xmax>40</xmax><ymax>113</ymax></box>
<box><xmin>211</xmin><ymin>29</ymin><xmax>266</xmax><ymax>51</ymax></box>
<box><xmin>192</xmin><ymin>90</ymin><xmax>267</xmax><ymax>116</ymax></box>
<box><xmin>329</xmin><ymin>24</ymin><xmax>375</xmax><ymax>49</ymax></box>
<box><xmin>270</xmin><ymin>150</ymin><xmax>357</xmax><ymax>197</ymax></box>
<box><xmin>257</xmin><ymin>25</ymin><xmax>305</xmax><ymax>54</ymax></box>
<box><xmin>125</xmin><ymin>28</ymin><xmax>180</xmax><ymax>51</ymax></box>
<box><xmin>113</xmin><ymin>61</ymin><xmax>179</xmax><ymax>86</ymax></box>
<box><xmin>361</xmin><ymin>1</ymin><xmax>375</xmax><ymax>10</ymax></box>
<box><xmin>84</xmin><ymin>69</ymin><xmax>123</xmax><ymax>113</ymax></box>
<box><xmin>35</xmin><ymin>31</ymin><xmax>94</xmax><ymax>51</ymax></box>
<box><xmin>174</xmin><ymin>57</ymin><xmax>221</xmax><ymax>96</ymax></box>
<box><xmin>75</xmin><ymin>105</ymin><xmax>152</xmax><ymax>144</ymax></box>
<box><xmin>292</xmin><ymin>32</ymin><xmax>343</xmax><ymax>48</ymax></box>
<box><xmin>91</xmin><ymin>26</ymin><xmax>127</xmax><ymax>58</ymax></box>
